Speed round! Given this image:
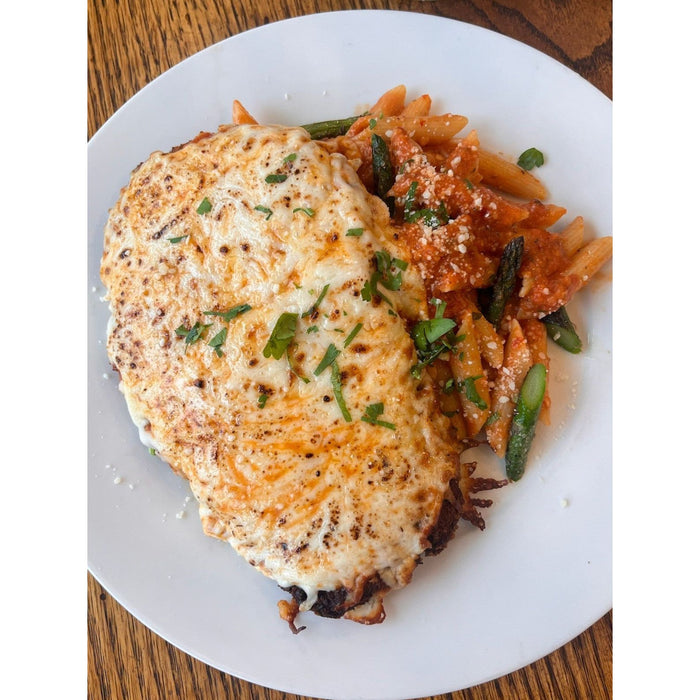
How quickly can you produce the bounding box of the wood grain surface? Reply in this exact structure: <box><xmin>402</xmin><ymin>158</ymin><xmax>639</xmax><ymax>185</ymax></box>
<box><xmin>88</xmin><ymin>1</ymin><xmax>612</xmax><ymax>698</ymax></box>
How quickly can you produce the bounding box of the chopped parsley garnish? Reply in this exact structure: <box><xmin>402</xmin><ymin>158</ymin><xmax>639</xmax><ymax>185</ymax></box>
<box><xmin>405</xmin><ymin>200</ymin><xmax>449</xmax><ymax>228</ymax></box>
<box><xmin>207</xmin><ymin>327</ymin><xmax>228</xmax><ymax>357</ymax></box>
<box><xmin>403</xmin><ymin>181</ymin><xmax>419</xmax><ymax>213</ymax></box>
<box><xmin>517</xmin><ymin>147</ymin><xmax>545</xmax><ymax>171</ymax></box>
<box><xmin>196</xmin><ymin>197</ymin><xmax>212</xmax><ymax>215</ymax></box>
<box><xmin>257</xmin><ymin>393</ymin><xmax>269</xmax><ymax>409</ymax></box>
<box><xmin>168</xmin><ymin>235</ymin><xmax>189</xmax><ymax>244</ymax></box>
<box><xmin>485</xmin><ymin>411</ymin><xmax>500</xmax><ymax>426</ymax></box>
<box><xmin>409</xmin><ymin>299</ymin><xmax>463</xmax><ymax>378</ymax></box>
<box><xmin>302</xmin><ymin>283</ymin><xmax>330</xmax><ymax>318</ymax></box>
<box><xmin>175</xmin><ymin>321</ymin><xmax>212</xmax><ymax>352</ymax></box>
<box><xmin>343</xmin><ymin>322</ymin><xmax>363</xmax><ymax>347</ymax></box>
<box><xmin>402</xmin><ymin>182</ymin><xmax>449</xmax><ymax>228</ymax></box>
<box><xmin>306</xmin><ymin>325</ymin><xmax>319</xmax><ymax>334</ymax></box>
<box><xmin>293</xmin><ymin>207</ymin><xmax>315</xmax><ymax>217</ymax></box>
<box><xmin>283</xmin><ymin>153</ymin><xmax>297</xmax><ymax>163</ymax></box>
<box><xmin>203</xmin><ymin>303</ymin><xmax>252</xmax><ymax>322</ymax></box>
<box><xmin>263</xmin><ymin>312</ymin><xmax>298</xmax><ymax>360</ymax></box>
<box><xmin>398</xmin><ymin>158</ymin><xmax>414</xmax><ymax>174</ymax></box>
<box><xmin>346</xmin><ymin>227</ymin><xmax>364</xmax><ymax>237</ymax></box>
<box><xmin>330</xmin><ymin>360</ymin><xmax>352</xmax><ymax>422</ymax></box>
<box><xmin>265</xmin><ymin>173</ymin><xmax>288</xmax><ymax>184</ymax></box>
<box><xmin>443</xmin><ymin>376</ymin><xmax>487</xmax><ymax>410</ymax></box>
<box><xmin>369</xmin><ymin>118</ymin><xmax>377</xmax><ymax>130</ymax></box>
<box><xmin>254</xmin><ymin>205</ymin><xmax>273</xmax><ymax>220</ymax></box>
<box><xmin>313</xmin><ymin>343</ymin><xmax>341</xmax><ymax>376</ymax></box>
<box><xmin>360</xmin><ymin>280</ymin><xmax>375</xmax><ymax>302</ymax></box>
<box><xmin>412</xmin><ymin>316</ymin><xmax>456</xmax><ymax>347</ymax></box>
<box><xmin>361</xmin><ymin>402</ymin><xmax>396</xmax><ymax>430</ymax></box>
<box><xmin>361</xmin><ymin>249</ymin><xmax>408</xmax><ymax>306</ymax></box>
<box><xmin>376</xmin><ymin>250</ymin><xmax>408</xmax><ymax>287</ymax></box>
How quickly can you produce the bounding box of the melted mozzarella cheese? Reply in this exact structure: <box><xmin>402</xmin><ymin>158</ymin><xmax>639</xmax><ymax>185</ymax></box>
<box><xmin>101</xmin><ymin>124</ymin><xmax>460</xmax><ymax>622</ymax></box>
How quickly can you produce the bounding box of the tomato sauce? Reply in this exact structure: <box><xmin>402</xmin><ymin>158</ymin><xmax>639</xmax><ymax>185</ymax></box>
<box><xmin>386</xmin><ymin>127</ymin><xmax>579</xmax><ymax>319</ymax></box>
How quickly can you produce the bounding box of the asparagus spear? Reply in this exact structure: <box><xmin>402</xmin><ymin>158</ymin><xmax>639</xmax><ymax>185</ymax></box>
<box><xmin>505</xmin><ymin>362</ymin><xmax>547</xmax><ymax>481</ymax></box>
<box><xmin>371</xmin><ymin>133</ymin><xmax>395</xmax><ymax>213</ymax></box>
<box><xmin>542</xmin><ymin>306</ymin><xmax>582</xmax><ymax>353</ymax></box>
<box><xmin>485</xmin><ymin>235</ymin><xmax>525</xmax><ymax>326</ymax></box>
<box><xmin>300</xmin><ymin>115</ymin><xmax>363</xmax><ymax>139</ymax></box>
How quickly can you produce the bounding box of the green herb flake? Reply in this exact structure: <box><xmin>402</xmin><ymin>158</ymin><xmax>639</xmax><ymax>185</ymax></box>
<box><xmin>254</xmin><ymin>205</ymin><xmax>273</xmax><ymax>220</ymax></box>
<box><xmin>208</xmin><ymin>327</ymin><xmax>228</xmax><ymax>357</ymax></box>
<box><xmin>175</xmin><ymin>321</ymin><xmax>213</xmax><ymax>352</ymax></box>
<box><xmin>405</xmin><ymin>201</ymin><xmax>449</xmax><ymax>228</ymax></box>
<box><xmin>343</xmin><ymin>322</ymin><xmax>363</xmax><ymax>348</ymax></box>
<box><xmin>398</xmin><ymin>158</ymin><xmax>414</xmax><ymax>174</ymax></box>
<box><xmin>361</xmin><ymin>402</ymin><xmax>396</xmax><ymax>430</ymax></box>
<box><xmin>203</xmin><ymin>303</ymin><xmax>252</xmax><ymax>322</ymax></box>
<box><xmin>361</xmin><ymin>249</ymin><xmax>409</xmax><ymax>306</ymax></box>
<box><xmin>293</xmin><ymin>207</ymin><xmax>315</xmax><ymax>217</ymax></box>
<box><xmin>313</xmin><ymin>343</ymin><xmax>341</xmax><ymax>376</ymax></box>
<box><xmin>444</xmin><ymin>375</ymin><xmax>487</xmax><ymax>410</ymax></box>
<box><xmin>485</xmin><ymin>411</ymin><xmax>500</xmax><ymax>427</ymax></box>
<box><xmin>409</xmin><ymin>303</ymin><xmax>464</xmax><ymax>378</ymax></box>
<box><xmin>376</xmin><ymin>249</ymin><xmax>407</xmax><ymax>290</ymax></box>
<box><xmin>369</xmin><ymin>118</ymin><xmax>377</xmax><ymax>130</ymax></box>
<box><xmin>263</xmin><ymin>312</ymin><xmax>299</xmax><ymax>360</ymax></box>
<box><xmin>168</xmin><ymin>235</ymin><xmax>189</xmax><ymax>244</ymax></box>
<box><xmin>306</xmin><ymin>325</ymin><xmax>319</xmax><ymax>334</ymax></box>
<box><xmin>265</xmin><ymin>173</ymin><xmax>288</xmax><ymax>184</ymax></box>
<box><xmin>517</xmin><ymin>147</ymin><xmax>545</xmax><ymax>171</ymax></box>
<box><xmin>403</xmin><ymin>181</ymin><xmax>419</xmax><ymax>214</ymax></box>
<box><xmin>330</xmin><ymin>360</ymin><xmax>352</xmax><ymax>422</ymax></box>
<box><xmin>283</xmin><ymin>153</ymin><xmax>298</xmax><ymax>164</ymax></box>
<box><xmin>346</xmin><ymin>227</ymin><xmax>364</xmax><ymax>237</ymax></box>
<box><xmin>302</xmin><ymin>283</ymin><xmax>330</xmax><ymax>318</ymax></box>
<box><xmin>412</xmin><ymin>317</ymin><xmax>456</xmax><ymax>348</ymax></box>
<box><xmin>403</xmin><ymin>182</ymin><xmax>449</xmax><ymax>228</ymax></box>
<box><xmin>196</xmin><ymin>197</ymin><xmax>212</xmax><ymax>215</ymax></box>
<box><xmin>461</xmin><ymin>376</ymin><xmax>487</xmax><ymax>410</ymax></box>
<box><xmin>257</xmin><ymin>393</ymin><xmax>269</xmax><ymax>409</ymax></box>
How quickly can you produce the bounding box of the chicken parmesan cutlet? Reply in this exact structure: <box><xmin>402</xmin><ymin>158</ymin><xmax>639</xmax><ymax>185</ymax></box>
<box><xmin>101</xmin><ymin>123</ymin><xmax>487</xmax><ymax>628</ymax></box>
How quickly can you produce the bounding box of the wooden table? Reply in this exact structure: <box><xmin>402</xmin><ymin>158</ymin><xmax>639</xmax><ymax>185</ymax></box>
<box><xmin>88</xmin><ymin>1</ymin><xmax>612</xmax><ymax>698</ymax></box>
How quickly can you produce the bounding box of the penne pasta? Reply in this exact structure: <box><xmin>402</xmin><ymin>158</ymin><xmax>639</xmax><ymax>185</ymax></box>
<box><xmin>559</xmin><ymin>215</ymin><xmax>586</xmax><ymax>258</ymax></box>
<box><xmin>462</xmin><ymin>301</ymin><xmax>504</xmax><ymax>369</ymax></box>
<box><xmin>345</xmin><ymin>85</ymin><xmax>407</xmax><ymax>138</ymax></box>
<box><xmin>450</xmin><ymin>312</ymin><xmax>491</xmax><ymax>438</ymax></box>
<box><xmin>564</xmin><ymin>236</ymin><xmax>613</xmax><ymax>286</ymax></box>
<box><xmin>477</xmin><ymin>148</ymin><xmax>548</xmax><ymax>200</ymax></box>
<box><xmin>485</xmin><ymin>320</ymin><xmax>533</xmax><ymax>458</ymax></box>
<box><xmin>427</xmin><ymin>361</ymin><xmax>469</xmax><ymax>442</ymax></box>
<box><xmin>400</xmin><ymin>93</ymin><xmax>432</xmax><ymax>117</ymax></box>
<box><xmin>232</xmin><ymin>100</ymin><xmax>258</xmax><ymax>125</ymax></box>
<box><xmin>521</xmin><ymin>319</ymin><xmax>551</xmax><ymax>425</ymax></box>
<box><xmin>370</xmin><ymin>84</ymin><xmax>407</xmax><ymax>117</ymax></box>
<box><xmin>371</xmin><ymin>114</ymin><xmax>468</xmax><ymax>146</ymax></box>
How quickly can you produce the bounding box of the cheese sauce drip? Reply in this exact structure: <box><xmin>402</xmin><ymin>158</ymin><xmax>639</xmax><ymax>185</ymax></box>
<box><xmin>101</xmin><ymin>124</ymin><xmax>460</xmax><ymax>621</ymax></box>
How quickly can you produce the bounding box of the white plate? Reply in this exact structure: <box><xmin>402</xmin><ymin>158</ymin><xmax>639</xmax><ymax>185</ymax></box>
<box><xmin>88</xmin><ymin>10</ymin><xmax>611</xmax><ymax>699</ymax></box>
